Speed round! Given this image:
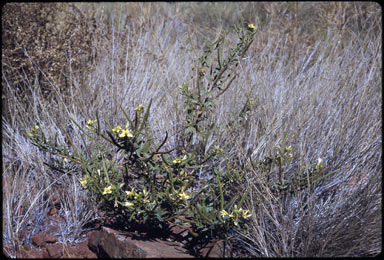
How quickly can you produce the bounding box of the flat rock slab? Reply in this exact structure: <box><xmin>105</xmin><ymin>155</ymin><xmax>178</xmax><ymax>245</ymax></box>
<box><xmin>89</xmin><ymin>226</ymin><xmax>194</xmax><ymax>258</ymax></box>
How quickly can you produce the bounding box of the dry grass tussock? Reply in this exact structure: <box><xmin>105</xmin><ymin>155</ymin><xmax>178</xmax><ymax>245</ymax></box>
<box><xmin>2</xmin><ymin>2</ymin><xmax>381</xmax><ymax>257</ymax></box>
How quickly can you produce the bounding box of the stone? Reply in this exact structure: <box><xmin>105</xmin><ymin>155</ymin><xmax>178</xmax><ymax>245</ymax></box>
<box><xmin>49</xmin><ymin>207</ymin><xmax>59</xmax><ymax>216</ymax></box>
<box><xmin>90</xmin><ymin>226</ymin><xmax>194</xmax><ymax>258</ymax></box>
<box><xmin>199</xmin><ymin>239</ymin><xmax>229</xmax><ymax>258</ymax></box>
<box><xmin>67</xmin><ymin>240</ymin><xmax>98</xmax><ymax>258</ymax></box>
<box><xmin>169</xmin><ymin>224</ymin><xmax>190</xmax><ymax>242</ymax></box>
<box><xmin>31</xmin><ymin>231</ymin><xmax>57</xmax><ymax>247</ymax></box>
<box><xmin>18</xmin><ymin>246</ymin><xmax>43</xmax><ymax>259</ymax></box>
<box><xmin>45</xmin><ymin>243</ymin><xmax>64</xmax><ymax>258</ymax></box>
<box><xmin>88</xmin><ymin>230</ymin><xmax>102</xmax><ymax>253</ymax></box>
<box><xmin>27</xmin><ymin>248</ymin><xmax>44</xmax><ymax>258</ymax></box>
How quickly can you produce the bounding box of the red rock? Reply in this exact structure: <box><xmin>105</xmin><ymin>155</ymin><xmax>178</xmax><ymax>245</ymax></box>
<box><xmin>48</xmin><ymin>191</ymin><xmax>61</xmax><ymax>207</ymax></box>
<box><xmin>47</xmin><ymin>222</ymin><xmax>60</xmax><ymax>234</ymax></box>
<box><xmin>73</xmin><ymin>241</ymin><xmax>89</xmax><ymax>256</ymax></box>
<box><xmin>28</xmin><ymin>248</ymin><xmax>44</xmax><ymax>258</ymax></box>
<box><xmin>88</xmin><ymin>230</ymin><xmax>102</xmax><ymax>252</ymax></box>
<box><xmin>18</xmin><ymin>246</ymin><xmax>43</xmax><ymax>259</ymax></box>
<box><xmin>67</xmin><ymin>240</ymin><xmax>97</xmax><ymax>258</ymax></box>
<box><xmin>23</xmin><ymin>244</ymin><xmax>31</xmax><ymax>251</ymax></box>
<box><xmin>92</xmin><ymin>226</ymin><xmax>194</xmax><ymax>258</ymax></box>
<box><xmin>31</xmin><ymin>232</ymin><xmax>57</xmax><ymax>247</ymax></box>
<box><xmin>200</xmin><ymin>239</ymin><xmax>229</xmax><ymax>258</ymax></box>
<box><xmin>45</xmin><ymin>243</ymin><xmax>64</xmax><ymax>258</ymax></box>
<box><xmin>49</xmin><ymin>207</ymin><xmax>59</xmax><ymax>216</ymax></box>
<box><xmin>42</xmin><ymin>247</ymin><xmax>49</xmax><ymax>258</ymax></box>
<box><xmin>169</xmin><ymin>224</ymin><xmax>189</xmax><ymax>242</ymax></box>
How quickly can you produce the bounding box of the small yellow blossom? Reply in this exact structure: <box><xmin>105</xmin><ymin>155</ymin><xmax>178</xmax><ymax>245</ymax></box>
<box><xmin>220</xmin><ymin>209</ymin><xmax>234</xmax><ymax>218</ymax></box>
<box><xmin>86</xmin><ymin>119</ymin><xmax>97</xmax><ymax>127</ymax></box>
<box><xmin>179</xmin><ymin>83</ymin><xmax>186</xmax><ymax>91</ymax></box>
<box><xmin>112</xmin><ymin>125</ymin><xmax>122</xmax><ymax>134</ymax></box>
<box><xmin>135</xmin><ymin>105</ymin><xmax>145</xmax><ymax>112</ymax></box>
<box><xmin>285</xmin><ymin>146</ymin><xmax>292</xmax><ymax>152</ymax></box>
<box><xmin>248</xmin><ymin>23</ymin><xmax>256</xmax><ymax>31</ymax></box>
<box><xmin>178</xmin><ymin>190</ymin><xmax>190</xmax><ymax>200</ymax></box>
<box><xmin>119</xmin><ymin>128</ymin><xmax>133</xmax><ymax>138</ymax></box>
<box><xmin>214</xmin><ymin>145</ymin><xmax>223</xmax><ymax>154</ymax></box>
<box><xmin>102</xmin><ymin>185</ymin><xmax>113</xmax><ymax>195</ymax></box>
<box><xmin>79</xmin><ymin>177</ymin><xmax>88</xmax><ymax>187</ymax></box>
<box><xmin>134</xmin><ymin>191</ymin><xmax>141</xmax><ymax>200</ymax></box>
<box><xmin>173</xmin><ymin>155</ymin><xmax>186</xmax><ymax>165</ymax></box>
<box><xmin>241</xmin><ymin>209</ymin><xmax>252</xmax><ymax>219</ymax></box>
<box><xmin>173</xmin><ymin>158</ymin><xmax>182</xmax><ymax>164</ymax></box>
<box><xmin>316</xmin><ymin>158</ymin><xmax>323</xmax><ymax>170</ymax></box>
<box><xmin>317</xmin><ymin>158</ymin><xmax>323</xmax><ymax>166</ymax></box>
<box><xmin>28</xmin><ymin>125</ymin><xmax>40</xmax><ymax>137</ymax></box>
<box><xmin>125</xmin><ymin>188</ymin><xmax>136</xmax><ymax>197</ymax></box>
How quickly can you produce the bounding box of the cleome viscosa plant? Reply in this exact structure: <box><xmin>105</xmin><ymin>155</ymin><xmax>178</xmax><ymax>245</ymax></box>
<box><xmin>26</xmin><ymin>24</ymin><xmax>259</xmax><ymax>246</ymax></box>
<box><xmin>26</xmin><ymin>23</ymin><xmax>339</xmax><ymax>251</ymax></box>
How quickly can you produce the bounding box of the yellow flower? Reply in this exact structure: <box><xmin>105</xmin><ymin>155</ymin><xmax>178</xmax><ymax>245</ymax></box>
<box><xmin>220</xmin><ymin>209</ymin><xmax>234</xmax><ymax>218</ymax></box>
<box><xmin>112</xmin><ymin>125</ymin><xmax>122</xmax><ymax>134</ymax></box>
<box><xmin>173</xmin><ymin>158</ymin><xmax>182</xmax><ymax>164</ymax></box>
<box><xmin>135</xmin><ymin>105</ymin><xmax>145</xmax><ymax>112</ymax></box>
<box><xmin>28</xmin><ymin>125</ymin><xmax>40</xmax><ymax>137</ymax></box>
<box><xmin>241</xmin><ymin>209</ymin><xmax>252</xmax><ymax>219</ymax></box>
<box><xmin>79</xmin><ymin>177</ymin><xmax>88</xmax><ymax>187</ymax></box>
<box><xmin>214</xmin><ymin>145</ymin><xmax>223</xmax><ymax>154</ymax></box>
<box><xmin>248</xmin><ymin>23</ymin><xmax>256</xmax><ymax>31</ymax></box>
<box><xmin>173</xmin><ymin>155</ymin><xmax>186</xmax><ymax>165</ymax></box>
<box><xmin>178</xmin><ymin>190</ymin><xmax>190</xmax><ymax>200</ymax></box>
<box><xmin>123</xmin><ymin>201</ymin><xmax>134</xmax><ymax>208</ymax></box>
<box><xmin>317</xmin><ymin>158</ymin><xmax>323</xmax><ymax>166</ymax></box>
<box><xmin>316</xmin><ymin>158</ymin><xmax>323</xmax><ymax>170</ymax></box>
<box><xmin>285</xmin><ymin>146</ymin><xmax>292</xmax><ymax>152</ymax></box>
<box><xmin>86</xmin><ymin>119</ymin><xmax>97</xmax><ymax>127</ymax></box>
<box><xmin>102</xmin><ymin>185</ymin><xmax>113</xmax><ymax>195</ymax></box>
<box><xmin>125</xmin><ymin>188</ymin><xmax>136</xmax><ymax>197</ymax></box>
<box><xmin>179</xmin><ymin>83</ymin><xmax>187</xmax><ymax>91</ymax></box>
<box><xmin>134</xmin><ymin>191</ymin><xmax>141</xmax><ymax>200</ymax></box>
<box><xmin>119</xmin><ymin>128</ymin><xmax>133</xmax><ymax>138</ymax></box>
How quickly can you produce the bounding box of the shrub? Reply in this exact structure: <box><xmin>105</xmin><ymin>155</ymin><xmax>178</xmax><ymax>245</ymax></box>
<box><xmin>26</xmin><ymin>24</ymin><xmax>260</xmax><ymax>246</ymax></box>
